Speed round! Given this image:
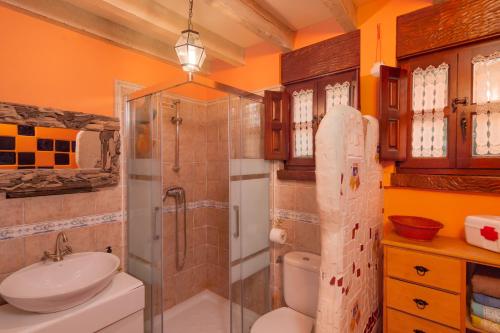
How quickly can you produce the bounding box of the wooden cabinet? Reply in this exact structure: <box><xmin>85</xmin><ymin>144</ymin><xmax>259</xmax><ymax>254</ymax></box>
<box><xmin>379</xmin><ymin>1</ymin><xmax>500</xmax><ymax>177</ymax></box>
<box><xmin>386</xmin><ymin>247</ymin><xmax>461</xmax><ymax>292</ymax></box>
<box><xmin>382</xmin><ymin>231</ymin><xmax>500</xmax><ymax>333</ymax></box>
<box><xmin>264</xmin><ymin>31</ymin><xmax>360</xmax><ymax>181</ymax></box>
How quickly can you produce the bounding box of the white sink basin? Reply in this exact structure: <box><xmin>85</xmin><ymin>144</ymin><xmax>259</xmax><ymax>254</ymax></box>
<box><xmin>0</xmin><ymin>252</ymin><xmax>120</xmax><ymax>313</ymax></box>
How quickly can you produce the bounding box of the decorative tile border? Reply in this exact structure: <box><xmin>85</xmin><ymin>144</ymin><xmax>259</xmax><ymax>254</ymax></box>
<box><xmin>274</xmin><ymin>208</ymin><xmax>319</xmax><ymax>224</ymax></box>
<box><xmin>163</xmin><ymin>200</ymin><xmax>229</xmax><ymax>213</ymax></box>
<box><xmin>0</xmin><ymin>212</ymin><xmax>123</xmax><ymax>241</ymax></box>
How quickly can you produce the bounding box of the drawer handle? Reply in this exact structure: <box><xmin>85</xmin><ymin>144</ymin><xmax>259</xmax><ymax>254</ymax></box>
<box><xmin>413</xmin><ymin>298</ymin><xmax>429</xmax><ymax>310</ymax></box>
<box><xmin>413</xmin><ymin>330</ymin><xmax>426</xmax><ymax>333</ymax></box>
<box><xmin>414</xmin><ymin>265</ymin><xmax>429</xmax><ymax>276</ymax></box>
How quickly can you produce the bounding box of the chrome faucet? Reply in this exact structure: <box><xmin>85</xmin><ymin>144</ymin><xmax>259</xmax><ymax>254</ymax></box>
<box><xmin>43</xmin><ymin>232</ymin><xmax>73</xmax><ymax>262</ymax></box>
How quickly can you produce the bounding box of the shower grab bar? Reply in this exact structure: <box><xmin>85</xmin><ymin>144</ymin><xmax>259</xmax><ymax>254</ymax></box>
<box><xmin>163</xmin><ymin>186</ymin><xmax>187</xmax><ymax>271</ymax></box>
<box><xmin>171</xmin><ymin>100</ymin><xmax>182</xmax><ymax>172</ymax></box>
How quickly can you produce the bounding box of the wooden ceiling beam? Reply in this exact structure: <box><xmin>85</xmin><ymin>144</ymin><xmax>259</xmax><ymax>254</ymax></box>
<box><xmin>68</xmin><ymin>0</ymin><xmax>245</xmax><ymax>66</ymax></box>
<box><xmin>0</xmin><ymin>0</ymin><xmax>214</xmax><ymax>72</ymax></box>
<box><xmin>321</xmin><ymin>0</ymin><xmax>357</xmax><ymax>32</ymax></box>
<box><xmin>203</xmin><ymin>0</ymin><xmax>295</xmax><ymax>51</ymax></box>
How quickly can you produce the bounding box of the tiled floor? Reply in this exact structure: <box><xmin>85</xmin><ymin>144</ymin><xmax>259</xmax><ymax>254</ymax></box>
<box><xmin>161</xmin><ymin>290</ymin><xmax>260</xmax><ymax>333</ymax></box>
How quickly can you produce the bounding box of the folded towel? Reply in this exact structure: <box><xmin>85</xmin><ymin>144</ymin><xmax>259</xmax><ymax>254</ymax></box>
<box><xmin>474</xmin><ymin>293</ymin><xmax>500</xmax><ymax>309</ymax></box>
<box><xmin>471</xmin><ymin>314</ymin><xmax>500</xmax><ymax>333</ymax></box>
<box><xmin>472</xmin><ymin>300</ymin><xmax>500</xmax><ymax>324</ymax></box>
<box><xmin>472</xmin><ymin>266</ymin><xmax>500</xmax><ymax>298</ymax></box>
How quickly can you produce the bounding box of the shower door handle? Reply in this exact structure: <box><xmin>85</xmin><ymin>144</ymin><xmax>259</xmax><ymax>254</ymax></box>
<box><xmin>233</xmin><ymin>205</ymin><xmax>240</xmax><ymax>238</ymax></box>
<box><xmin>153</xmin><ymin>206</ymin><xmax>161</xmax><ymax>240</ymax></box>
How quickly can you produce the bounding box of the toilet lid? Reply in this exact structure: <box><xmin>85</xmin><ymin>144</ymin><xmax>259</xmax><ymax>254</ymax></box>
<box><xmin>250</xmin><ymin>307</ymin><xmax>314</xmax><ymax>333</ymax></box>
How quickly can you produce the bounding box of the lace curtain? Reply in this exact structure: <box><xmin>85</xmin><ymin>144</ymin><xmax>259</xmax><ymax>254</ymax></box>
<box><xmin>472</xmin><ymin>52</ymin><xmax>500</xmax><ymax>156</ymax></box>
<box><xmin>411</xmin><ymin>63</ymin><xmax>449</xmax><ymax>158</ymax></box>
<box><xmin>292</xmin><ymin>89</ymin><xmax>314</xmax><ymax>158</ymax></box>
<box><xmin>242</xmin><ymin>101</ymin><xmax>263</xmax><ymax>159</ymax></box>
<box><xmin>325</xmin><ymin>81</ymin><xmax>351</xmax><ymax>112</ymax></box>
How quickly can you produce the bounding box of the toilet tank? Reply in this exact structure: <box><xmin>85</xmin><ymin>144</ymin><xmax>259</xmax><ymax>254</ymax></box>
<box><xmin>283</xmin><ymin>251</ymin><xmax>321</xmax><ymax>318</ymax></box>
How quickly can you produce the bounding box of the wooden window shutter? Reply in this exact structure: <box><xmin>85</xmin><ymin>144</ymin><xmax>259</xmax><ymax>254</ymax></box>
<box><xmin>379</xmin><ymin>65</ymin><xmax>408</xmax><ymax>161</ymax></box>
<box><xmin>264</xmin><ymin>90</ymin><xmax>290</xmax><ymax>160</ymax></box>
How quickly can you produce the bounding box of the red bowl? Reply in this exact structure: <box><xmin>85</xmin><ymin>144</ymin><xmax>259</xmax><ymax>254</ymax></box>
<box><xmin>389</xmin><ymin>215</ymin><xmax>444</xmax><ymax>241</ymax></box>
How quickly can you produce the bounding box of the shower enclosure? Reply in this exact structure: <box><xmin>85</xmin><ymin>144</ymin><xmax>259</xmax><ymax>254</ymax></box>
<box><xmin>125</xmin><ymin>75</ymin><xmax>271</xmax><ymax>333</ymax></box>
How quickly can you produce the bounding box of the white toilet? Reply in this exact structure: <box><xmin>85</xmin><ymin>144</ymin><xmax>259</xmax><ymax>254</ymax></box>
<box><xmin>251</xmin><ymin>251</ymin><xmax>320</xmax><ymax>333</ymax></box>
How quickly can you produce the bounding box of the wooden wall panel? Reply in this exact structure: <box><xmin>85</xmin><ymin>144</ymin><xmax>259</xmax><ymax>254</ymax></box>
<box><xmin>397</xmin><ymin>0</ymin><xmax>500</xmax><ymax>59</ymax></box>
<box><xmin>281</xmin><ymin>30</ymin><xmax>360</xmax><ymax>84</ymax></box>
<box><xmin>390</xmin><ymin>173</ymin><xmax>500</xmax><ymax>194</ymax></box>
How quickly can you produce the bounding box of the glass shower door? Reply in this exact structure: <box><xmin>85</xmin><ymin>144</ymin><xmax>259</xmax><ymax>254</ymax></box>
<box><xmin>230</xmin><ymin>96</ymin><xmax>271</xmax><ymax>333</ymax></box>
<box><xmin>126</xmin><ymin>94</ymin><xmax>163</xmax><ymax>333</ymax></box>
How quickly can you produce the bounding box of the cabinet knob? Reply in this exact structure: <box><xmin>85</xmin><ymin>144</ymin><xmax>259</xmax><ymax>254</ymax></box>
<box><xmin>413</xmin><ymin>330</ymin><xmax>426</xmax><ymax>333</ymax></box>
<box><xmin>413</xmin><ymin>298</ymin><xmax>429</xmax><ymax>310</ymax></box>
<box><xmin>414</xmin><ymin>265</ymin><xmax>429</xmax><ymax>276</ymax></box>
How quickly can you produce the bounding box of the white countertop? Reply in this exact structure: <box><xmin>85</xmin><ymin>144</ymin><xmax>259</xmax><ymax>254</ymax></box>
<box><xmin>0</xmin><ymin>272</ymin><xmax>144</xmax><ymax>333</ymax></box>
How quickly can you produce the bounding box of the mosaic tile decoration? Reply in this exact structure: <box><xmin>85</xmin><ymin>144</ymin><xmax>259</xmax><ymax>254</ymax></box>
<box><xmin>0</xmin><ymin>123</ymin><xmax>78</xmax><ymax>169</ymax></box>
<box><xmin>315</xmin><ymin>106</ymin><xmax>383</xmax><ymax>333</ymax></box>
<box><xmin>163</xmin><ymin>199</ymin><xmax>229</xmax><ymax>213</ymax></box>
<box><xmin>273</xmin><ymin>208</ymin><xmax>319</xmax><ymax>224</ymax></box>
<box><xmin>0</xmin><ymin>212</ymin><xmax>123</xmax><ymax>241</ymax></box>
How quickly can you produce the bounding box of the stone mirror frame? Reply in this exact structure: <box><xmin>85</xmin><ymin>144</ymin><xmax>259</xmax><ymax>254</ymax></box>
<box><xmin>0</xmin><ymin>102</ymin><xmax>120</xmax><ymax>198</ymax></box>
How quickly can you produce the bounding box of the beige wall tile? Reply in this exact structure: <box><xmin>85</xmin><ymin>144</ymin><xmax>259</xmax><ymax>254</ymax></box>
<box><xmin>294</xmin><ymin>184</ymin><xmax>318</xmax><ymax>214</ymax></box>
<box><xmin>24</xmin><ymin>195</ymin><xmax>64</xmax><ymax>224</ymax></box>
<box><xmin>94</xmin><ymin>222</ymin><xmax>122</xmax><ymax>252</ymax></box>
<box><xmin>0</xmin><ymin>197</ymin><xmax>24</xmax><ymax>227</ymax></box>
<box><xmin>0</xmin><ymin>238</ymin><xmax>24</xmax><ymax>274</ymax></box>
<box><xmin>275</xmin><ymin>185</ymin><xmax>295</xmax><ymax>210</ymax></box>
<box><xmin>95</xmin><ymin>187</ymin><xmax>122</xmax><ymax>214</ymax></box>
<box><xmin>61</xmin><ymin>193</ymin><xmax>96</xmax><ymax>218</ymax></box>
<box><xmin>294</xmin><ymin>222</ymin><xmax>320</xmax><ymax>254</ymax></box>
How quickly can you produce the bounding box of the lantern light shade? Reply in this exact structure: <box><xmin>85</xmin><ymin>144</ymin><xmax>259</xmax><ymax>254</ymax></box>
<box><xmin>175</xmin><ymin>29</ymin><xmax>206</xmax><ymax>72</ymax></box>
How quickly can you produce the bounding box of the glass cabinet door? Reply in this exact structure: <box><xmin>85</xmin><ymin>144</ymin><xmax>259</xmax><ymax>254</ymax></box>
<box><xmin>285</xmin><ymin>80</ymin><xmax>317</xmax><ymax>168</ymax></box>
<box><xmin>457</xmin><ymin>39</ymin><xmax>500</xmax><ymax>169</ymax></box>
<box><xmin>399</xmin><ymin>50</ymin><xmax>458</xmax><ymax>169</ymax></box>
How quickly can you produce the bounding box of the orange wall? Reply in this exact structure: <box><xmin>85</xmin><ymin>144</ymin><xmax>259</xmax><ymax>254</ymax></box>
<box><xmin>208</xmin><ymin>18</ymin><xmax>344</xmax><ymax>92</ymax></box>
<box><xmin>0</xmin><ymin>4</ymin><xmax>189</xmax><ymax>116</ymax></box>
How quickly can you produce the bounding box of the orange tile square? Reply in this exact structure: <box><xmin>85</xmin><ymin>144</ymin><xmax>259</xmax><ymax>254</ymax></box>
<box><xmin>35</xmin><ymin>151</ymin><xmax>54</xmax><ymax>167</ymax></box>
<box><xmin>36</xmin><ymin>127</ymin><xmax>79</xmax><ymax>141</ymax></box>
<box><xmin>0</xmin><ymin>124</ymin><xmax>17</xmax><ymax>136</ymax></box>
<box><xmin>16</xmin><ymin>136</ymin><xmax>36</xmax><ymax>152</ymax></box>
<box><xmin>69</xmin><ymin>153</ymin><xmax>77</xmax><ymax>168</ymax></box>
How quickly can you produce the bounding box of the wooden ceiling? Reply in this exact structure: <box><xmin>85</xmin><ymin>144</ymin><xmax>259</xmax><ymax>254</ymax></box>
<box><xmin>0</xmin><ymin>0</ymin><xmax>374</xmax><ymax>72</ymax></box>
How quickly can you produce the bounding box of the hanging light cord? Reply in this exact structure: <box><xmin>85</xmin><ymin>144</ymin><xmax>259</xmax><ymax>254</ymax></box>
<box><xmin>187</xmin><ymin>0</ymin><xmax>194</xmax><ymax>30</ymax></box>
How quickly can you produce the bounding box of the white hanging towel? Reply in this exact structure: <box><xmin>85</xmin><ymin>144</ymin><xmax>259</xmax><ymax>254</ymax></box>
<box><xmin>315</xmin><ymin>105</ymin><xmax>383</xmax><ymax>333</ymax></box>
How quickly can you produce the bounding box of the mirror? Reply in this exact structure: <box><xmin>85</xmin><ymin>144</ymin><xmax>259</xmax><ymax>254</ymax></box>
<box><xmin>0</xmin><ymin>102</ymin><xmax>120</xmax><ymax>197</ymax></box>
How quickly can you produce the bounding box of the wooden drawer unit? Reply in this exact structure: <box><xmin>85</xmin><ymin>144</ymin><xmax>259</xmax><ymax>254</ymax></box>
<box><xmin>383</xmin><ymin>231</ymin><xmax>500</xmax><ymax>333</ymax></box>
<box><xmin>386</xmin><ymin>247</ymin><xmax>462</xmax><ymax>292</ymax></box>
<box><xmin>387</xmin><ymin>308</ymin><xmax>459</xmax><ymax>333</ymax></box>
<box><xmin>386</xmin><ymin>278</ymin><xmax>461</xmax><ymax>328</ymax></box>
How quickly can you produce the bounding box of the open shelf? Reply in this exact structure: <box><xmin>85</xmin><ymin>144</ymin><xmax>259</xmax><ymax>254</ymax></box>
<box><xmin>465</xmin><ymin>314</ymin><xmax>490</xmax><ymax>333</ymax></box>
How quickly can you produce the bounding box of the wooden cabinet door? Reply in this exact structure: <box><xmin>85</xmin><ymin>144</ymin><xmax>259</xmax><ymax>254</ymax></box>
<box><xmin>457</xmin><ymin>39</ymin><xmax>500</xmax><ymax>169</ymax></box>
<box><xmin>264</xmin><ymin>90</ymin><xmax>290</xmax><ymax>160</ymax></box>
<box><xmin>379</xmin><ymin>65</ymin><xmax>408</xmax><ymax>162</ymax></box>
<box><xmin>399</xmin><ymin>50</ymin><xmax>458</xmax><ymax>169</ymax></box>
<box><xmin>285</xmin><ymin>80</ymin><xmax>317</xmax><ymax>168</ymax></box>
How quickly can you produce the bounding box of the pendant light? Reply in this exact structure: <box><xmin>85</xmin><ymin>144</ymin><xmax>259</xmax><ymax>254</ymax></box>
<box><xmin>175</xmin><ymin>0</ymin><xmax>206</xmax><ymax>72</ymax></box>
